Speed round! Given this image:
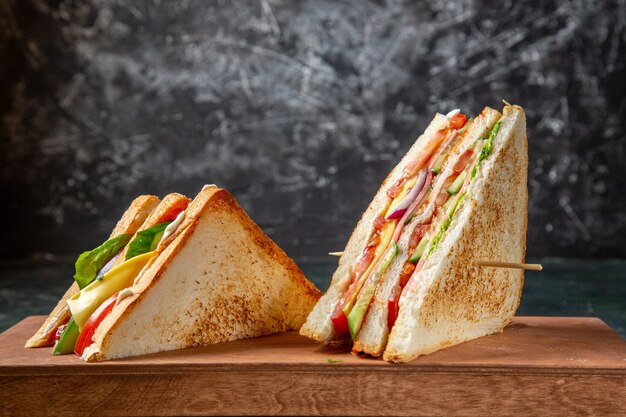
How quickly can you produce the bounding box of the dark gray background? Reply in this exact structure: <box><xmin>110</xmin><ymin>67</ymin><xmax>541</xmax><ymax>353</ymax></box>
<box><xmin>2</xmin><ymin>0</ymin><xmax>625</xmax><ymax>262</ymax></box>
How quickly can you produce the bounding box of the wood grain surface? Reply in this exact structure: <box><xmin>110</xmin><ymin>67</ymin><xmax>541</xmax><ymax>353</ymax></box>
<box><xmin>1</xmin><ymin>316</ymin><xmax>625</xmax><ymax>416</ymax></box>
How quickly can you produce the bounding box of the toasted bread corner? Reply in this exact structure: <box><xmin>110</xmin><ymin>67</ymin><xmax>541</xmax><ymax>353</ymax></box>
<box><xmin>87</xmin><ymin>186</ymin><xmax>320</xmax><ymax>361</ymax></box>
<box><xmin>25</xmin><ymin>195</ymin><xmax>161</xmax><ymax>348</ymax></box>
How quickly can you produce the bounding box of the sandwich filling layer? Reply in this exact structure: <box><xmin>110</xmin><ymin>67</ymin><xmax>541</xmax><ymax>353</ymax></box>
<box><xmin>52</xmin><ymin>202</ymin><xmax>190</xmax><ymax>357</ymax></box>
<box><xmin>387</xmin><ymin>120</ymin><xmax>501</xmax><ymax>330</ymax></box>
<box><xmin>330</xmin><ymin>111</ymin><xmax>472</xmax><ymax>338</ymax></box>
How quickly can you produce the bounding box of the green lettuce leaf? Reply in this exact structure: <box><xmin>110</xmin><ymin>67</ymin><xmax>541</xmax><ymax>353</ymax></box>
<box><xmin>125</xmin><ymin>221</ymin><xmax>171</xmax><ymax>260</ymax></box>
<box><xmin>471</xmin><ymin>122</ymin><xmax>501</xmax><ymax>179</ymax></box>
<box><xmin>427</xmin><ymin>121</ymin><xmax>502</xmax><ymax>259</ymax></box>
<box><xmin>428</xmin><ymin>193</ymin><xmax>466</xmax><ymax>257</ymax></box>
<box><xmin>74</xmin><ymin>234</ymin><xmax>131</xmax><ymax>289</ymax></box>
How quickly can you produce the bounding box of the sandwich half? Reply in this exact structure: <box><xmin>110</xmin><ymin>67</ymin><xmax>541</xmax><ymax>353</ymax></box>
<box><xmin>25</xmin><ymin>195</ymin><xmax>160</xmax><ymax>348</ymax></box>
<box><xmin>352</xmin><ymin>106</ymin><xmax>504</xmax><ymax>356</ymax></box>
<box><xmin>300</xmin><ymin>111</ymin><xmax>454</xmax><ymax>343</ymax></box>
<box><xmin>384</xmin><ymin>104</ymin><xmax>527</xmax><ymax>362</ymax></box>
<box><xmin>40</xmin><ymin>193</ymin><xmax>191</xmax><ymax>354</ymax></box>
<box><xmin>301</xmin><ymin>103</ymin><xmax>527</xmax><ymax>363</ymax></box>
<box><xmin>67</xmin><ymin>185</ymin><xmax>320</xmax><ymax>361</ymax></box>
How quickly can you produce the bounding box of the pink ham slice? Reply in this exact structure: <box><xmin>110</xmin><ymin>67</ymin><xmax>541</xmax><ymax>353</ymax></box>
<box><xmin>401</xmin><ymin>140</ymin><xmax>486</xmax><ymax>298</ymax></box>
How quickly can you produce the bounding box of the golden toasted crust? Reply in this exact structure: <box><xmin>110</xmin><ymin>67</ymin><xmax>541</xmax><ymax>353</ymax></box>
<box><xmin>113</xmin><ymin>193</ymin><xmax>191</xmax><ymax>267</ymax></box>
<box><xmin>109</xmin><ymin>195</ymin><xmax>161</xmax><ymax>238</ymax></box>
<box><xmin>142</xmin><ymin>193</ymin><xmax>191</xmax><ymax>227</ymax></box>
<box><xmin>25</xmin><ymin>195</ymin><xmax>160</xmax><ymax>348</ymax></box>
<box><xmin>86</xmin><ymin>186</ymin><xmax>320</xmax><ymax>361</ymax></box>
<box><xmin>383</xmin><ymin>104</ymin><xmax>528</xmax><ymax>363</ymax></box>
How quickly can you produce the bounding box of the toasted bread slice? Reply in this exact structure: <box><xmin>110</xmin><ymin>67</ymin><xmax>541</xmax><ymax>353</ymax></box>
<box><xmin>300</xmin><ymin>113</ymin><xmax>451</xmax><ymax>343</ymax></box>
<box><xmin>112</xmin><ymin>193</ymin><xmax>191</xmax><ymax>266</ymax></box>
<box><xmin>383</xmin><ymin>104</ymin><xmax>527</xmax><ymax>363</ymax></box>
<box><xmin>82</xmin><ymin>186</ymin><xmax>321</xmax><ymax>361</ymax></box>
<box><xmin>25</xmin><ymin>195</ymin><xmax>160</xmax><ymax>348</ymax></box>
<box><xmin>353</xmin><ymin>107</ymin><xmax>503</xmax><ymax>356</ymax></box>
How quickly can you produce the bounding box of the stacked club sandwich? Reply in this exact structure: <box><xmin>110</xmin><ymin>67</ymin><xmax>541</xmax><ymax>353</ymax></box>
<box><xmin>301</xmin><ymin>103</ymin><xmax>528</xmax><ymax>363</ymax></box>
<box><xmin>26</xmin><ymin>185</ymin><xmax>321</xmax><ymax>361</ymax></box>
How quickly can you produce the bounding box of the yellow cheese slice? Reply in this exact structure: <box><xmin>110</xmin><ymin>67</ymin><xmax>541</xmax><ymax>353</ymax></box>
<box><xmin>342</xmin><ymin>220</ymin><xmax>396</xmax><ymax>315</ymax></box>
<box><xmin>342</xmin><ymin>171</ymin><xmax>420</xmax><ymax>316</ymax></box>
<box><xmin>384</xmin><ymin>175</ymin><xmax>418</xmax><ymax>218</ymax></box>
<box><xmin>67</xmin><ymin>251</ymin><xmax>153</xmax><ymax>328</ymax></box>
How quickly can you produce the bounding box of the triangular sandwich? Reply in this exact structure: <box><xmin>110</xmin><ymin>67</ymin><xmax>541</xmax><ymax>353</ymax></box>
<box><xmin>74</xmin><ymin>186</ymin><xmax>320</xmax><ymax>361</ymax></box>
<box><xmin>25</xmin><ymin>195</ymin><xmax>160</xmax><ymax>348</ymax></box>
<box><xmin>301</xmin><ymin>104</ymin><xmax>527</xmax><ymax>363</ymax></box>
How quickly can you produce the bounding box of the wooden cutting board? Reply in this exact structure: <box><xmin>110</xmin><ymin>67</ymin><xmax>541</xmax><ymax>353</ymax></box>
<box><xmin>1</xmin><ymin>316</ymin><xmax>624</xmax><ymax>417</ymax></box>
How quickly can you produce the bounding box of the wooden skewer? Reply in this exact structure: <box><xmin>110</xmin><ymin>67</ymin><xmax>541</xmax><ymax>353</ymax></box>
<box><xmin>474</xmin><ymin>261</ymin><xmax>542</xmax><ymax>271</ymax></box>
<box><xmin>329</xmin><ymin>252</ymin><xmax>541</xmax><ymax>271</ymax></box>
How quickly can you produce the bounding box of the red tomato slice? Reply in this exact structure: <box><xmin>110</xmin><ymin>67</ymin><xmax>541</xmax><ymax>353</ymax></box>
<box><xmin>408</xmin><ymin>224</ymin><xmax>429</xmax><ymax>251</ymax></box>
<box><xmin>47</xmin><ymin>325</ymin><xmax>59</xmax><ymax>345</ymax></box>
<box><xmin>398</xmin><ymin>262</ymin><xmax>416</xmax><ymax>288</ymax></box>
<box><xmin>331</xmin><ymin>309</ymin><xmax>350</xmax><ymax>334</ymax></box>
<box><xmin>155</xmin><ymin>198</ymin><xmax>191</xmax><ymax>223</ymax></box>
<box><xmin>387</xmin><ymin>285</ymin><xmax>402</xmax><ymax>331</ymax></box>
<box><xmin>372</xmin><ymin>215</ymin><xmax>385</xmax><ymax>234</ymax></box>
<box><xmin>453</xmin><ymin>149</ymin><xmax>473</xmax><ymax>174</ymax></box>
<box><xmin>449</xmin><ymin>113</ymin><xmax>467</xmax><ymax>130</ymax></box>
<box><xmin>387</xmin><ymin>177</ymin><xmax>407</xmax><ymax>199</ymax></box>
<box><xmin>331</xmin><ymin>241</ymin><xmax>378</xmax><ymax>333</ymax></box>
<box><xmin>331</xmin><ymin>215</ymin><xmax>386</xmax><ymax>335</ymax></box>
<box><xmin>435</xmin><ymin>190</ymin><xmax>449</xmax><ymax>208</ymax></box>
<box><xmin>331</xmin><ymin>274</ymin><xmax>357</xmax><ymax>335</ymax></box>
<box><xmin>75</xmin><ymin>292</ymin><xmax>119</xmax><ymax>356</ymax></box>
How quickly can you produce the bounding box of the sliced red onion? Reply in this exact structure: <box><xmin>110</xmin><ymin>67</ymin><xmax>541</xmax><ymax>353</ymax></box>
<box><xmin>95</xmin><ymin>253</ymin><xmax>120</xmax><ymax>281</ymax></box>
<box><xmin>386</xmin><ymin>168</ymin><xmax>428</xmax><ymax>220</ymax></box>
<box><xmin>392</xmin><ymin>170</ymin><xmax>433</xmax><ymax>242</ymax></box>
<box><xmin>386</xmin><ymin>208</ymin><xmax>407</xmax><ymax>220</ymax></box>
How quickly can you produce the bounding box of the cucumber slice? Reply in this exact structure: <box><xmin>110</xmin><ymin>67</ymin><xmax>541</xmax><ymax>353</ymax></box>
<box><xmin>74</xmin><ymin>234</ymin><xmax>130</xmax><ymax>289</ymax></box>
<box><xmin>409</xmin><ymin>236</ymin><xmax>429</xmax><ymax>263</ymax></box>
<box><xmin>446</xmin><ymin>171</ymin><xmax>467</xmax><ymax>195</ymax></box>
<box><xmin>441</xmin><ymin>193</ymin><xmax>455</xmax><ymax>212</ymax></box>
<box><xmin>347</xmin><ymin>281</ymin><xmax>376</xmax><ymax>340</ymax></box>
<box><xmin>378</xmin><ymin>241</ymin><xmax>398</xmax><ymax>273</ymax></box>
<box><xmin>53</xmin><ymin>318</ymin><xmax>79</xmax><ymax>356</ymax></box>
<box><xmin>346</xmin><ymin>242</ymin><xmax>398</xmax><ymax>340</ymax></box>
<box><xmin>458</xmin><ymin>117</ymin><xmax>474</xmax><ymax>134</ymax></box>
<box><xmin>430</xmin><ymin>152</ymin><xmax>447</xmax><ymax>174</ymax></box>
